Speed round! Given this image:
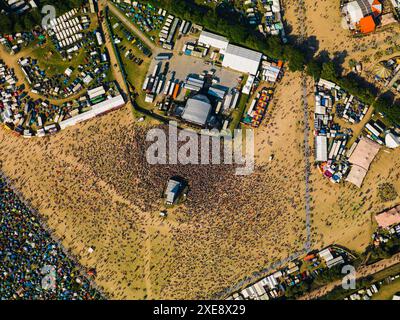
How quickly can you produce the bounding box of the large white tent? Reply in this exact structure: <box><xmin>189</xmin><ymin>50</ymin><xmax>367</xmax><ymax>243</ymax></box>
<box><xmin>385</xmin><ymin>132</ymin><xmax>400</xmax><ymax>148</ymax></box>
<box><xmin>198</xmin><ymin>31</ymin><xmax>229</xmax><ymax>51</ymax></box>
<box><xmin>315</xmin><ymin>135</ymin><xmax>328</xmax><ymax>162</ymax></box>
<box><xmin>342</xmin><ymin>0</ymin><xmax>374</xmax><ymax>27</ymax></box>
<box><xmin>346</xmin><ymin>136</ymin><xmax>381</xmax><ymax>187</ymax></box>
<box><xmin>59</xmin><ymin>95</ymin><xmax>125</xmax><ymax>130</ymax></box>
<box><xmin>222</xmin><ymin>44</ymin><xmax>262</xmax><ymax>75</ymax></box>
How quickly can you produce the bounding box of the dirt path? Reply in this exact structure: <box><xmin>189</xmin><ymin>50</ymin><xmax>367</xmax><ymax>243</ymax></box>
<box><xmin>144</xmin><ymin>231</ymin><xmax>153</xmax><ymax>298</ymax></box>
<box><xmin>299</xmin><ymin>252</ymin><xmax>400</xmax><ymax>300</ymax></box>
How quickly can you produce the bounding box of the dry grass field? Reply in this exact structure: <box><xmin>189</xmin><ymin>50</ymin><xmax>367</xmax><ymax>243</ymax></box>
<box><xmin>284</xmin><ymin>0</ymin><xmax>400</xmax><ymax>254</ymax></box>
<box><xmin>285</xmin><ymin>0</ymin><xmax>400</xmax><ymax>73</ymax></box>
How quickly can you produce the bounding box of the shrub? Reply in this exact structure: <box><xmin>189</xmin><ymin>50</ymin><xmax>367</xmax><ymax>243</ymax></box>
<box><xmin>378</xmin><ymin>183</ymin><xmax>398</xmax><ymax>202</ymax></box>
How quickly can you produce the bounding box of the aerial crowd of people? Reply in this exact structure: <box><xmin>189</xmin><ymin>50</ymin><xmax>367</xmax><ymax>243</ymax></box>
<box><xmin>71</xmin><ymin>123</ymin><xmax>306</xmax><ymax>299</ymax></box>
<box><xmin>0</xmin><ymin>175</ymin><xmax>103</xmax><ymax>300</ymax></box>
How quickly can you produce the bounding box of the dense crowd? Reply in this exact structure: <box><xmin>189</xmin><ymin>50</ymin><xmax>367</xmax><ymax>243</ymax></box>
<box><xmin>0</xmin><ymin>176</ymin><xmax>102</xmax><ymax>300</ymax></box>
<box><xmin>71</xmin><ymin>123</ymin><xmax>305</xmax><ymax>299</ymax></box>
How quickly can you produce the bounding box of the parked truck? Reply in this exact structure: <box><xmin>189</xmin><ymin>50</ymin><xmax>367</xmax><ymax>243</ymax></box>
<box><xmin>172</xmin><ymin>83</ymin><xmax>180</xmax><ymax>99</ymax></box>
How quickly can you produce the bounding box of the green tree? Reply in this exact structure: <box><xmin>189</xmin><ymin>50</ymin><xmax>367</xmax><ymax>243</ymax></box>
<box><xmin>284</xmin><ymin>46</ymin><xmax>306</xmax><ymax>72</ymax></box>
<box><xmin>321</xmin><ymin>61</ymin><xmax>339</xmax><ymax>81</ymax></box>
<box><xmin>0</xmin><ymin>14</ymin><xmax>12</xmax><ymax>33</ymax></box>
<box><xmin>374</xmin><ymin>94</ymin><xmax>400</xmax><ymax>126</ymax></box>
<box><xmin>306</xmin><ymin>59</ymin><xmax>322</xmax><ymax>80</ymax></box>
<box><xmin>285</xmin><ymin>281</ymin><xmax>311</xmax><ymax>299</ymax></box>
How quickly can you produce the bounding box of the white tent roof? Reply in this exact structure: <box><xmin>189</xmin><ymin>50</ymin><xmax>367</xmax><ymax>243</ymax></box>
<box><xmin>165</xmin><ymin>179</ymin><xmax>181</xmax><ymax>204</ymax></box>
<box><xmin>315</xmin><ymin>135</ymin><xmax>328</xmax><ymax>162</ymax></box>
<box><xmin>198</xmin><ymin>31</ymin><xmax>229</xmax><ymax>50</ymax></box>
<box><xmin>319</xmin><ymin>248</ymin><xmax>334</xmax><ymax>262</ymax></box>
<box><xmin>271</xmin><ymin>0</ymin><xmax>281</xmax><ymax>13</ymax></box>
<box><xmin>222</xmin><ymin>44</ymin><xmax>262</xmax><ymax>75</ymax></box>
<box><xmin>385</xmin><ymin>132</ymin><xmax>400</xmax><ymax>148</ymax></box>
<box><xmin>225</xmin><ymin>44</ymin><xmax>262</xmax><ymax>65</ymax></box>
<box><xmin>346</xmin><ymin>165</ymin><xmax>368</xmax><ymax>188</ymax></box>
<box><xmin>344</xmin><ymin>0</ymin><xmax>374</xmax><ymax>25</ymax></box>
<box><xmin>315</xmin><ymin>104</ymin><xmax>326</xmax><ymax>115</ymax></box>
<box><xmin>345</xmin><ymin>1</ymin><xmax>365</xmax><ymax>24</ymax></box>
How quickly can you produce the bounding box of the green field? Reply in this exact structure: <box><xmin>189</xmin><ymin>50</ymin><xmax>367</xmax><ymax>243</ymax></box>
<box><xmin>372</xmin><ymin>278</ymin><xmax>400</xmax><ymax>300</ymax></box>
<box><xmin>25</xmin><ymin>12</ymin><xmax>113</xmax><ymax>98</ymax></box>
<box><xmin>322</xmin><ymin>262</ymin><xmax>400</xmax><ymax>300</ymax></box>
<box><xmin>229</xmin><ymin>93</ymin><xmax>249</xmax><ymax>131</ymax></box>
<box><xmin>109</xmin><ymin>13</ymin><xmax>153</xmax><ymax>110</ymax></box>
<box><xmin>30</xmin><ymin>40</ymin><xmax>87</xmax><ymax>77</ymax></box>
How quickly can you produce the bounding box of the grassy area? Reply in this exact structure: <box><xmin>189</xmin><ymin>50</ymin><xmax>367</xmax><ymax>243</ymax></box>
<box><xmin>228</xmin><ymin>75</ymin><xmax>249</xmax><ymax>131</ymax></box>
<box><xmin>372</xmin><ymin>278</ymin><xmax>400</xmax><ymax>300</ymax></box>
<box><xmin>125</xmin><ymin>59</ymin><xmax>152</xmax><ymax>109</ymax></box>
<box><xmin>108</xmin><ymin>13</ymin><xmax>153</xmax><ymax>110</ymax></box>
<box><xmin>30</xmin><ymin>13</ymin><xmax>100</xmax><ymax>78</ymax></box>
<box><xmin>30</xmin><ymin>40</ymin><xmax>87</xmax><ymax>77</ymax></box>
<box><xmin>229</xmin><ymin>93</ymin><xmax>249</xmax><ymax>131</ymax></box>
<box><xmin>371</xmin><ymin>112</ymin><xmax>393</xmax><ymax>129</ymax></box>
<box><xmin>111</xmin><ymin>2</ymin><xmax>160</xmax><ymax>44</ymax></box>
<box><xmin>321</xmin><ymin>262</ymin><xmax>400</xmax><ymax>300</ymax></box>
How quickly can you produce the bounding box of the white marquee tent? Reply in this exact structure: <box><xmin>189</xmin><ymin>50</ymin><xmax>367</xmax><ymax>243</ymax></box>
<box><xmin>222</xmin><ymin>44</ymin><xmax>262</xmax><ymax>75</ymax></box>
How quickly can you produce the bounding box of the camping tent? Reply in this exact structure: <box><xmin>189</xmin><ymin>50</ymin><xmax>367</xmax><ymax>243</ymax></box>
<box><xmin>385</xmin><ymin>132</ymin><xmax>400</xmax><ymax>148</ymax></box>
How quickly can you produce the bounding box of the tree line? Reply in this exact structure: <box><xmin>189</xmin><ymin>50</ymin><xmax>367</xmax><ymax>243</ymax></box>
<box><xmin>0</xmin><ymin>0</ymin><xmax>85</xmax><ymax>33</ymax></box>
<box><xmin>146</xmin><ymin>0</ymin><xmax>304</xmax><ymax>68</ymax></box>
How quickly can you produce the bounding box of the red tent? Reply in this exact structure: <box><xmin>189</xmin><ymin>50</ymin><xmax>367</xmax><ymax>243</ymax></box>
<box><xmin>358</xmin><ymin>15</ymin><xmax>376</xmax><ymax>34</ymax></box>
